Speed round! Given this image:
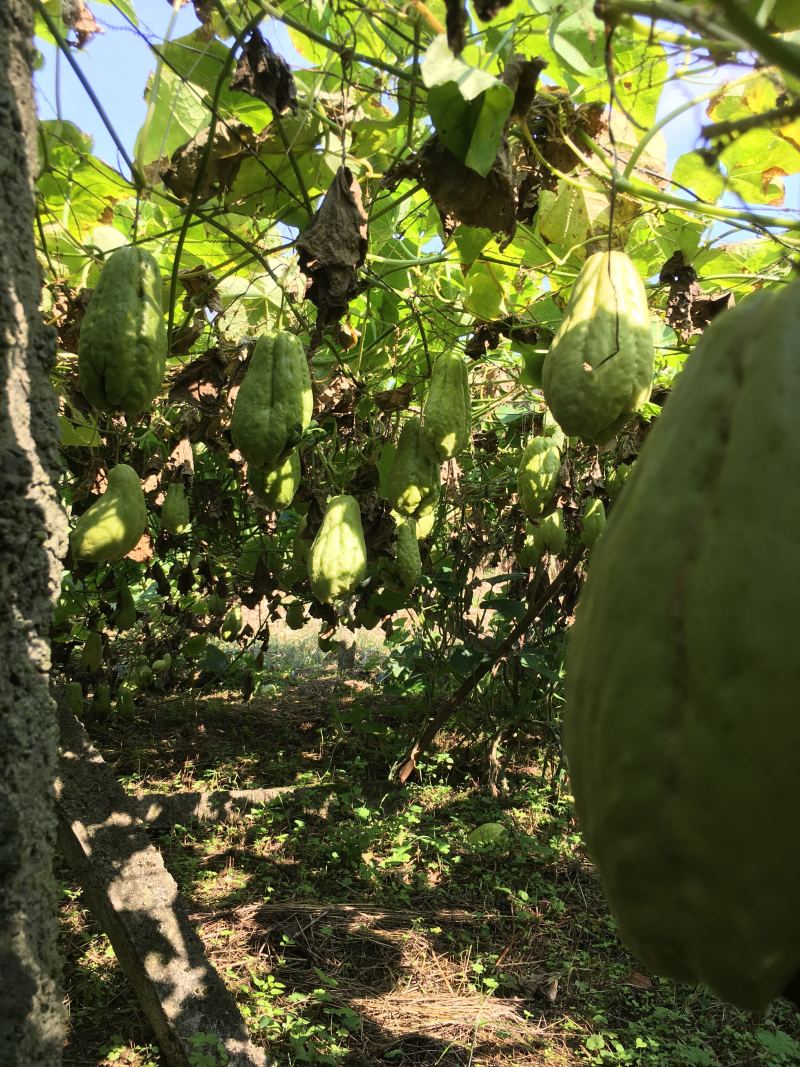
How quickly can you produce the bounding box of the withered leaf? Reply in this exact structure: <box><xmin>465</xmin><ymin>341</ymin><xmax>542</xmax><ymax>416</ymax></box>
<box><xmin>231</xmin><ymin>27</ymin><xmax>298</xmax><ymax>115</ymax></box>
<box><xmin>373</xmin><ymin>382</ymin><xmax>413</xmax><ymax>412</ymax></box>
<box><xmin>661</xmin><ymin>252</ymin><xmax>733</xmax><ymax>341</ymax></box>
<box><xmin>168</xmin><ymin>348</ymin><xmax>229</xmax><ymax>411</ymax></box>
<box><xmin>161</xmin><ymin>123</ymin><xmax>255</xmax><ymax>203</ymax></box>
<box><xmin>501</xmin><ymin>55</ymin><xmax>547</xmax><ymax>120</ymax></box>
<box><xmin>297</xmin><ymin>166</ymin><xmax>368</xmax><ymax>329</ymax></box>
<box><xmin>179</xmin><ymin>265</ymin><xmax>223</xmax><ymax>314</ymax></box>
<box><xmin>383</xmin><ymin>139</ymin><xmax>517</xmax><ymax>244</ymax></box>
<box><xmin>170</xmin><ymin>312</ymin><xmax>207</xmax><ymax>356</ymax></box>
<box><xmin>445</xmin><ymin>0</ymin><xmax>468</xmax><ymax>55</ymax></box>
<box><xmin>314</xmin><ymin>372</ymin><xmax>360</xmax><ymax>416</ymax></box>
<box><xmin>62</xmin><ymin>0</ymin><xmax>102</xmax><ymax>47</ymax></box>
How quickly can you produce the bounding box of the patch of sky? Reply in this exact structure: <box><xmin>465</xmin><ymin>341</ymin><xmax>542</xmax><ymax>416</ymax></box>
<box><xmin>34</xmin><ymin>0</ymin><xmax>304</xmax><ymax>169</ymax></box>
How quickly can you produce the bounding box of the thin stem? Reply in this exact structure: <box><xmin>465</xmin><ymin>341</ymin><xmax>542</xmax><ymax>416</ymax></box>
<box><xmin>572</xmin><ymin>129</ymin><xmax>800</xmax><ymax>232</ymax></box>
<box><xmin>34</xmin><ymin>0</ymin><xmax>142</xmax><ymax>187</ymax></box>
<box><xmin>622</xmin><ymin>73</ymin><xmax>755</xmax><ymax>179</ymax></box>
<box><xmin>256</xmin><ymin>0</ymin><xmax>417</xmax><ymax>83</ymax></box>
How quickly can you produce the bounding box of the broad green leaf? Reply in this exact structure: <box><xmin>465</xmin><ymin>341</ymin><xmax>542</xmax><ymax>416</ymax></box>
<box><xmin>453</xmin><ymin>226</ymin><xmax>493</xmax><ymax>264</ymax></box>
<box><xmin>463</xmin><ymin>261</ymin><xmax>508</xmax><ymax>319</ymax></box>
<box><xmin>547</xmin><ymin>0</ymin><xmax>605</xmax><ymax>75</ymax></box>
<box><xmin>537</xmin><ymin>180</ymin><xmax>592</xmax><ymax>252</ymax></box>
<box><xmin>59</xmin><ymin>415</ymin><xmax>101</xmax><ymax>448</ymax></box>
<box><xmin>422</xmin><ymin>36</ymin><xmax>514</xmax><ymax>176</ymax></box>
<box><xmin>672</xmin><ymin>152</ymin><xmax>726</xmax><ymax>204</ymax></box>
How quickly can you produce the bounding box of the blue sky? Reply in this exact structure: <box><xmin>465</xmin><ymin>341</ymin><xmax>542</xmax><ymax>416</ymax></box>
<box><xmin>34</xmin><ymin>0</ymin><xmax>799</xmax><ymax>224</ymax></box>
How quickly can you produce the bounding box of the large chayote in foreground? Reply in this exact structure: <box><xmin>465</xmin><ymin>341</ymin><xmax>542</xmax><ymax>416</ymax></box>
<box><xmin>78</xmin><ymin>246</ymin><xmax>167</xmax><ymax>417</ymax></box>
<box><xmin>563</xmin><ymin>281</ymin><xmax>800</xmax><ymax>1012</ymax></box>
<box><xmin>308</xmin><ymin>495</ymin><xmax>367</xmax><ymax>604</ymax></box>
<box><xmin>70</xmin><ymin>464</ymin><xmax>147</xmax><ymax>563</ymax></box>
<box><xmin>231</xmin><ymin>332</ymin><xmax>313</xmax><ymax>469</ymax></box>
<box><xmin>543</xmin><ymin>251</ymin><xmax>653</xmax><ymax>443</ymax></box>
<box><xmin>420</xmin><ymin>351</ymin><xmax>471</xmax><ymax>462</ymax></box>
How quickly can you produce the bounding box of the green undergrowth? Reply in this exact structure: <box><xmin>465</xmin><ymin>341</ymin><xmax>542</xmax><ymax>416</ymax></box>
<box><xmin>61</xmin><ymin>680</ymin><xmax>800</xmax><ymax>1066</ymax></box>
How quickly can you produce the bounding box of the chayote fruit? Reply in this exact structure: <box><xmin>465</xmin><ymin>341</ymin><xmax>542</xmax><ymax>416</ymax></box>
<box><xmin>70</xmin><ymin>464</ymin><xmax>147</xmax><ymax>563</ymax></box>
<box><xmin>580</xmin><ymin>497</ymin><xmax>606</xmax><ymax>549</ymax></box>
<box><xmin>387</xmin><ymin>417</ymin><xmax>441</xmax><ymax>519</ymax></box>
<box><xmin>563</xmin><ymin>282</ymin><xmax>800</xmax><ymax>1012</ymax></box>
<box><xmin>421</xmin><ymin>350</ymin><xmax>472</xmax><ymax>462</ymax></box>
<box><xmin>536</xmin><ymin>508</ymin><xmax>566</xmax><ymax>555</ymax></box>
<box><xmin>162</xmin><ymin>483</ymin><xmax>190</xmax><ymax>535</ymax></box>
<box><xmin>606</xmin><ymin>460</ymin><xmax>635</xmax><ymax>500</ymax></box>
<box><xmin>78</xmin><ymin>246</ymin><xmax>167</xmax><ymax>417</ymax></box>
<box><xmin>231</xmin><ymin>332</ymin><xmax>313</xmax><ymax>469</ymax></box>
<box><xmin>152</xmin><ymin>653</ymin><xmax>172</xmax><ymax>674</ymax></box>
<box><xmin>308</xmin><ymin>494</ymin><xmax>367</xmax><ymax>604</ymax></box>
<box><xmin>542</xmin><ymin>251</ymin><xmax>654</xmax><ymax>444</ymax></box>
<box><xmin>80</xmin><ymin>631</ymin><xmax>103</xmax><ymax>674</ymax></box>
<box><xmin>517</xmin><ymin>437</ymin><xmax>561</xmax><ymax>520</ymax></box>
<box><xmin>517</xmin><ymin>522</ymin><xmax>539</xmax><ymax>568</ymax></box>
<box><xmin>394</xmin><ymin>519</ymin><xmax>422</xmax><ymax>591</ymax></box>
<box><xmin>249</xmin><ymin>449</ymin><xmax>301</xmax><ymax>512</ymax></box>
<box><xmin>93</xmin><ymin>683</ymin><xmax>111</xmax><ymax>718</ymax></box>
<box><xmin>114</xmin><ymin>579</ymin><xmax>137</xmax><ymax>630</ymax></box>
<box><xmin>64</xmin><ymin>681</ymin><xmax>83</xmax><ymax>716</ymax></box>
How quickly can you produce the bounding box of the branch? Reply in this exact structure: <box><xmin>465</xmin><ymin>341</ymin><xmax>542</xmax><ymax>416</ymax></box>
<box><xmin>393</xmin><ymin>547</ymin><xmax>584</xmax><ymax>784</ymax></box>
<box><xmin>702</xmin><ymin>98</ymin><xmax>800</xmax><ymax>143</ymax></box>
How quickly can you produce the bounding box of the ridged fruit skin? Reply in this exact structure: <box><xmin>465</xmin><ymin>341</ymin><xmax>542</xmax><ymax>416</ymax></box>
<box><xmin>114</xmin><ymin>580</ymin><xmax>137</xmax><ymax>630</ymax></box>
<box><xmin>64</xmin><ymin>681</ymin><xmax>83</xmax><ymax>715</ymax></box>
<box><xmin>250</xmin><ymin>449</ymin><xmax>301</xmax><ymax>512</ymax></box>
<box><xmin>395</xmin><ymin>519</ymin><xmax>422</xmax><ymax>590</ymax></box>
<box><xmin>387</xmin><ymin>418</ymin><xmax>441</xmax><ymax>518</ymax></box>
<box><xmin>308</xmin><ymin>495</ymin><xmax>367</xmax><ymax>604</ymax></box>
<box><xmin>78</xmin><ymin>246</ymin><xmax>167</xmax><ymax>417</ymax></box>
<box><xmin>70</xmin><ymin>464</ymin><xmax>147</xmax><ymax>563</ymax></box>
<box><xmin>415</xmin><ymin>507</ymin><xmax>436</xmax><ymax>540</ymax></box>
<box><xmin>517</xmin><ymin>437</ymin><xmax>561</xmax><ymax>519</ymax></box>
<box><xmin>231</xmin><ymin>333</ymin><xmax>313</xmax><ymax>469</ymax></box>
<box><xmin>542</xmin><ymin>251</ymin><xmax>653</xmax><ymax>443</ymax></box>
<box><xmin>517</xmin><ymin>523</ymin><xmax>539</xmax><ymax>568</ymax></box>
<box><xmin>563</xmin><ymin>283</ymin><xmax>800</xmax><ymax>1012</ymax></box>
<box><xmin>152</xmin><ymin>653</ymin><xmax>172</xmax><ymax>674</ymax></box>
<box><xmin>80</xmin><ymin>631</ymin><xmax>103</xmax><ymax>673</ymax></box>
<box><xmin>580</xmin><ymin>498</ymin><xmax>606</xmax><ymax>549</ymax></box>
<box><xmin>421</xmin><ymin>351</ymin><xmax>471</xmax><ymax>462</ymax></box>
<box><xmin>93</xmin><ymin>683</ymin><xmax>111</xmax><ymax>717</ymax></box>
<box><xmin>536</xmin><ymin>508</ymin><xmax>566</xmax><ymax>554</ymax></box>
<box><xmin>162</xmin><ymin>483</ymin><xmax>190</xmax><ymax>534</ymax></box>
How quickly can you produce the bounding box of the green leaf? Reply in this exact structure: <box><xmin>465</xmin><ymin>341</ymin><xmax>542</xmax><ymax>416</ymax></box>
<box><xmin>422</xmin><ymin>36</ymin><xmax>514</xmax><ymax>176</ymax></box>
<box><xmin>672</xmin><ymin>152</ymin><xmax>725</xmax><ymax>204</ymax></box>
<box><xmin>59</xmin><ymin>415</ymin><xmax>101</xmax><ymax>448</ymax></box>
<box><xmin>463</xmin><ymin>261</ymin><xmax>507</xmax><ymax>319</ymax></box>
<box><xmin>538</xmin><ymin>180</ymin><xmax>592</xmax><ymax>252</ymax></box>
<box><xmin>453</xmin><ymin>225</ymin><xmax>493</xmax><ymax>265</ymax></box>
<box><xmin>547</xmin><ymin>0</ymin><xmax>605</xmax><ymax>75</ymax></box>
